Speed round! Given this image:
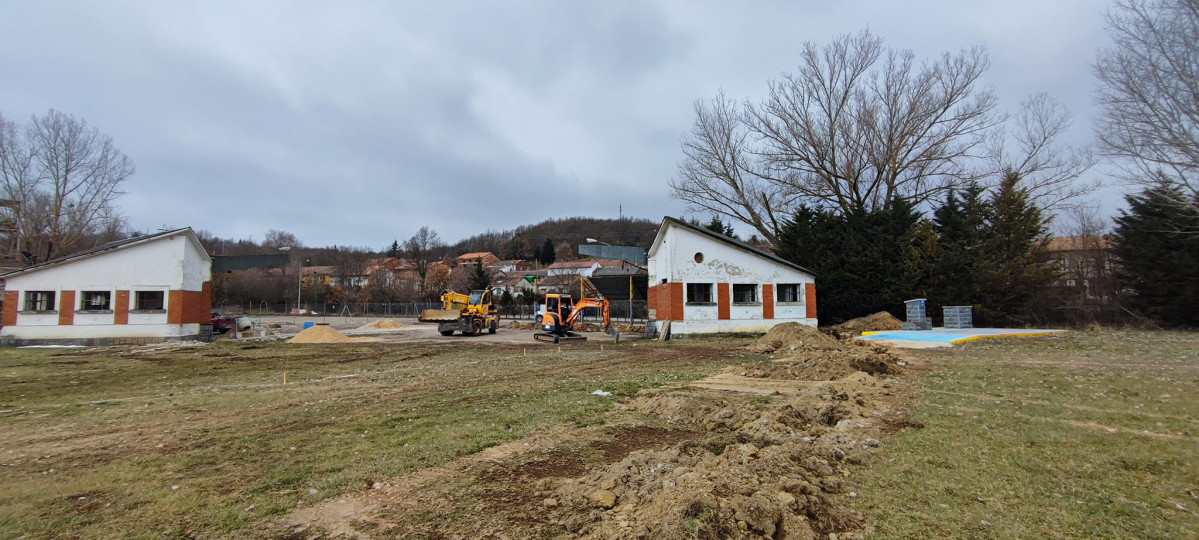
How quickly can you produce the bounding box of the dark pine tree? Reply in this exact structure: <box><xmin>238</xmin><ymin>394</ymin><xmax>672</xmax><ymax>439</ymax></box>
<box><xmin>539</xmin><ymin>238</ymin><xmax>556</xmax><ymax>266</ymax></box>
<box><xmin>1111</xmin><ymin>179</ymin><xmax>1199</xmax><ymax>326</ymax></box>
<box><xmin>974</xmin><ymin>171</ymin><xmax>1057</xmax><ymax>326</ymax></box>
<box><xmin>703</xmin><ymin>216</ymin><xmax>738</xmax><ymax>239</ymax></box>
<box><xmin>929</xmin><ymin>183</ymin><xmax>991</xmax><ymax>307</ymax></box>
<box><xmin>775</xmin><ymin>199</ymin><xmax>923</xmax><ymax>324</ymax></box>
<box><xmin>387</xmin><ymin>240</ymin><xmax>400</xmax><ymax>257</ymax></box>
<box><xmin>468</xmin><ymin>259</ymin><xmax>492</xmax><ymax>291</ymax></box>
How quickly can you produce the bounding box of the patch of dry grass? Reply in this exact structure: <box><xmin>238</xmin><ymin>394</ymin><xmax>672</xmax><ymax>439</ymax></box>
<box><xmin>0</xmin><ymin>339</ymin><xmax>751</xmax><ymax>538</ymax></box>
<box><xmin>848</xmin><ymin>330</ymin><xmax>1199</xmax><ymax>538</ymax></box>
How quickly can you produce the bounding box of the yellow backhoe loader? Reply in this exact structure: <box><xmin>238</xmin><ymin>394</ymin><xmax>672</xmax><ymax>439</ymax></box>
<box><xmin>419</xmin><ymin>290</ymin><xmax>499</xmax><ymax>336</ymax></box>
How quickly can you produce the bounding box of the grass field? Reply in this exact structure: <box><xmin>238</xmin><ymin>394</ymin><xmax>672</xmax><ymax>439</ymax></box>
<box><xmin>1</xmin><ymin>330</ymin><xmax>1195</xmax><ymax>538</ymax></box>
<box><xmin>0</xmin><ymin>339</ymin><xmax>751</xmax><ymax>538</ymax></box>
<box><xmin>848</xmin><ymin>330</ymin><xmax>1199</xmax><ymax>538</ymax></box>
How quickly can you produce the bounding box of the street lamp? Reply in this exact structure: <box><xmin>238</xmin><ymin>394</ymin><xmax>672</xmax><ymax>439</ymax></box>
<box><xmin>280</xmin><ymin>247</ymin><xmax>303</xmax><ymax>320</ymax></box>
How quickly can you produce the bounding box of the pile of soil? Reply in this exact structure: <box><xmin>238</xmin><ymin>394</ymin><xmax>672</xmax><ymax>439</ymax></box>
<box><xmin>508</xmin><ymin>321</ymin><xmax>537</xmax><ymax>330</ymax></box>
<box><xmin>288</xmin><ymin>325</ymin><xmax>351</xmax><ymax>343</ymax></box>
<box><xmin>747</xmin><ymin>322</ymin><xmax>842</xmax><ymax>354</ymax></box>
<box><xmin>743</xmin><ymin>322</ymin><xmax>907</xmax><ymax>380</ymax></box>
<box><xmin>545</xmin><ymin>370</ymin><xmax>902</xmax><ymax>538</ymax></box>
<box><xmin>357</xmin><ymin>319</ymin><xmax>406</xmax><ymax>330</ymax></box>
<box><xmin>828</xmin><ymin>311</ymin><xmax>903</xmax><ymax>337</ymax></box>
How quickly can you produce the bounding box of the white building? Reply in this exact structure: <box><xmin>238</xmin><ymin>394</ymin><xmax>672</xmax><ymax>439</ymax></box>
<box><xmin>647</xmin><ymin>217</ymin><xmax>817</xmax><ymax>336</ymax></box>
<box><xmin>1</xmin><ymin>228</ymin><xmax>213</xmax><ymax>344</ymax></box>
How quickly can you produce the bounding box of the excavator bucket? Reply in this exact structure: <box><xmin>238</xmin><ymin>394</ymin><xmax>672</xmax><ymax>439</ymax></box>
<box><xmin>418</xmin><ymin>308</ymin><xmax>462</xmax><ymax>323</ymax></box>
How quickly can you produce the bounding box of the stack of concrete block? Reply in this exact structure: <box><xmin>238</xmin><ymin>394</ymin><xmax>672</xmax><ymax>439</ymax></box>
<box><xmin>901</xmin><ymin>298</ymin><xmax>933</xmax><ymax>330</ymax></box>
<box><xmin>943</xmin><ymin>305</ymin><xmax>974</xmax><ymax>329</ymax></box>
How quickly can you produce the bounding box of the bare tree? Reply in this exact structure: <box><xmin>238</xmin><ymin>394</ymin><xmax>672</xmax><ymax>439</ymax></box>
<box><xmin>672</xmin><ymin>31</ymin><xmax>999</xmax><ymax>242</ymax></box>
<box><xmin>0</xmin><ymin>110</ymin><xmax>134</xmax><ymax>262</ymax></box>
<box><xmin>263</xmin><ymin>229</ymin><xmax>302</xmax><ymax>250</ymax></box>
<box><xmin>985</xmin><ymin>93</ymin><xmax>1097</xmax><ymax>211</ymax></box>
<box><xmin>404</xmin><ymin>226</ymin><xmax>444</xmax><ymax>295</ymax></box>
<box><xmin>1095</xmin><ymin>0</ymin><xmax>1199</xmax><ymax>198</ymax></box>
<box><xmin>669</xmin><ymin>91</ymin><xmax>798</xmax><ymax>244</ymax></box>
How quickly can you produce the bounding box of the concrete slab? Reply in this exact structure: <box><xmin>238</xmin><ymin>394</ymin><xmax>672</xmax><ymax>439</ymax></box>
<box><xmin>857</xmin><ymin>327</ymin><xmax>1066</xmax><ymax>346</ymax></box>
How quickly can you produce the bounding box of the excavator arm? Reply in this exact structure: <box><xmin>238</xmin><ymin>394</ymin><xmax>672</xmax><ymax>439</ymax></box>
<box><xmin>564</xmin><ymin>298</ymin><xmax>609</xmax><ymax>330</ymax></box>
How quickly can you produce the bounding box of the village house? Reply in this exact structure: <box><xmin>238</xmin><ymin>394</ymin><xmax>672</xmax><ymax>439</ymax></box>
<box><xmin>455</xmin><ymin>251</ymin><xmax>499</xmax><ymax>268</ymax></box>
<box><xmin>0</xmin><ymin>228</ymin><xmax>214</xmax><ymax>344</ymax></box>
<box><xmin>546</xmin><ymin>260</ymin><xmax>601</xmax><ymax>277</ymax></box>
<box><xmin>647</xmin><ymin>217</ymin><xmax>817</xmax><ymax>336</ymax></box>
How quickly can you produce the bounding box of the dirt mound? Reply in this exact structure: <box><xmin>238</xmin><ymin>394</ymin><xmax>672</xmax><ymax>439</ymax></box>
<box><xmin>357</xmin><ymin>319</ymin><xmax>405</xmax><ymax>330</ymax></box>
<box><xmin>741</xmin><ymin>342</ymin><xmax>906</xmax><ymax>381</ymax></box>
<box><xmin>508</xmin><ymin>321</ymin><xmax>537</xmax><ymax>330</ymax></box>
<box><xmin>828</xmin><ymin>311</ymin><xmax>903</xmax><ymax>337</ymax></box>
<box><xmin>548</xmin><ymin>371</ymin><xmax>904</xmax><ymax>538</ymax></box>
<box><xmin>747</xmin><ymin>322</ymin><xmax>841</xmax><ymax>354</ymax></box>
<box><xmin>287</xmin><ymin>325</ymin><xmax>351</xmax><ymax>343</ymax></box>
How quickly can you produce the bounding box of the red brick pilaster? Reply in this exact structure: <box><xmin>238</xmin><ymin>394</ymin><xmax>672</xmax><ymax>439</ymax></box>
<box><xmin>717</xmin><ymin>283</ymin><xmax>730</xmax><ymax>320</ymax></box>
<box><xmin>805</xmin><ymin>283</ymin><xmax>817</xmax><ymax>319</ymax></box>
<box><xmin>2</xmin><ymin>291</ymin><xmax>17</xmax><ymax>326</ymax></box>
<box><xmin>762</xmin><ymin>284</ymin><xmax>774</xmax><ymax>319</ymax></box>
<box><xmin>114</xmin><ymin>290</ymin><xmax>130</xmax><ymax>324</ymax></box>
<box><xmin>58</xmin><ymin>291</ymin><xmax>75</xmax><ymax>326</ymax></box>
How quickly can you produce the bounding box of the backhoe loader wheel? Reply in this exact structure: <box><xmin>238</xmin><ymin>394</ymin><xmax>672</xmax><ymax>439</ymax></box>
<box><xmin>471</xmin><ymin>320</ymin><xmax>483</xmax><ymax>335</ymax></box>
<box><xmin>440</xmin><ymin>330</ymin><xmax>454</xmax><ymax>336</ymax></box>
<box><xmin>488</xmin><ymin>321</ymin><xmax>497</xmax><ymax>334</ymax></box>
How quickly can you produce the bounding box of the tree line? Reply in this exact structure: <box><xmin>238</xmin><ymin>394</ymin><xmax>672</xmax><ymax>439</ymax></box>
<box><xmin>672</xmin><ymin>0</ymin><xmax>1199</xmax><ymax>328</ymax></box>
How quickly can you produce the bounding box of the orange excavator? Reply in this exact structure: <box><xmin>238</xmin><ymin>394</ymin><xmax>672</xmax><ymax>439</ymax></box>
<box><xmin>533</xmin><ymin>293</ymin><xmax>619</xmax><ymax>344</ymax></box>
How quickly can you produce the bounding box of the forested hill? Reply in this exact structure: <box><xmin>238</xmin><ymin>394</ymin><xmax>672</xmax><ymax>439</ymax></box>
<box><xmin>450</xmin><ymin>216</ymin><xmax>661</xmax><ymax>260</ymax></box>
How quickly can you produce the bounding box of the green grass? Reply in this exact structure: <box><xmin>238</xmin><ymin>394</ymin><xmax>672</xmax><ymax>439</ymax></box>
<box><xmin>0</xmin><ymin>339</ymin><xmax>751</xmax><ymax>539</ymax></box>
<box><xmin>848</xmin><ymin>330</ymin><xmax>1199</xmax><ymax>538</ymax></box>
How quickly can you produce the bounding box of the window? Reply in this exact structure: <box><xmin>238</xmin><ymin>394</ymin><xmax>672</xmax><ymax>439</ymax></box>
<box><xmin>24</xmin><ymin>291</ymin><xmax>55</xmax><ymax>311</ymax></box>
<box><xmin>81</xmin><ymin>291</ymin><xmax>111</xmax><ymax>311</ymax></box>
<box><xmin>732</xmin><ymin>284</ymin><xmax>757</xmax><ymax>304</ymax></box>
<box><xmin>135</xmin><ymin>291</ymin><xmax>165</xmax><ymax>311</ymax></box>
<box><xmin>686</xmin><ymin>283</ymin><xmax>713</xmax><ymax>303</ymax></box>
<box><xmin>777</xmin><ymin>284</ymin><xmax>803</xmax><ymax>303</ymax></box>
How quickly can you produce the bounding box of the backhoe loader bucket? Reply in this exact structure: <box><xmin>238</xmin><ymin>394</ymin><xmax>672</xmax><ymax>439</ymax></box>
<box><xmin>419</xmin><ymin>308</ymin><xmax>462</xmax><ymax>323</ymax></box>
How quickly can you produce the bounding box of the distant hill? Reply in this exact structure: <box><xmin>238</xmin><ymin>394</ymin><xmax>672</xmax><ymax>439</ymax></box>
<box><xmin>450</xmin><ymin>216</ymin><xmax>660</xmax><ymax>260</ymax></box>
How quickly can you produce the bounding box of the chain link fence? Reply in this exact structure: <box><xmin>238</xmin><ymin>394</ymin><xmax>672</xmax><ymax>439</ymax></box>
<box><xmin>214</xmin><ymin>300</ymin><xmax>649</xmax><ymax>323</ymax></box>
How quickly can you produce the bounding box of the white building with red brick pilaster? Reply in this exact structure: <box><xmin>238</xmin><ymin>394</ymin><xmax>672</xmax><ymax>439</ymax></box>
<box><xmin>647</xmin><ymin>217</ymin><xmax>817</xmax><ymax>336</ymax></box>
<box><xmin>1</xmin><ymin>228</ymin><xmax>213</xmax><ymax>344</ymax></box>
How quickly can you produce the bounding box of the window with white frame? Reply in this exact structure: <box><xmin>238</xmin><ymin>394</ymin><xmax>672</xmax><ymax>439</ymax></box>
<box><xmin>685</xmin><ymin>283</ymin><xmax>713</xmax><ymax>303</ymax></box>
<box><xmin>135</xmin><ymin>291</ymin><xmax>165</xmax><ymax>311</ymax></box>
<box><xmin>80</xmin><ymin>291</ymin><xmax>111</xmax><ymax>311</ymax></box>
<box><xmin>24</xmin><ymin>291</ymin><xmax>55</xmax><ymax>311</ymax></box>
<box><xmin>777</xmin><ymin>283</ymin><xmax>803</xmax><ymax>303</ymax></box>
<box><xmin>732</xmin><ymin>284</ymin><xmax>757</xmax><ymax>304</ymax></box>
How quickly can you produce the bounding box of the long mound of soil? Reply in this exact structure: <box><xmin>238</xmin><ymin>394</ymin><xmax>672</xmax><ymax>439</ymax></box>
<box><xmin>747</xmin><ymin>322</ymin><xmax>842</xmax><ymax>354</ymax></box>
<box><xmin>288</xmin><ymin>325</ymin><xmax>351</xmax><ymax>343</ymax></box>
<box><xmin>357</xmin><ymin>319</ymin><xmax>406</xmax><ymax>330</ymax></box>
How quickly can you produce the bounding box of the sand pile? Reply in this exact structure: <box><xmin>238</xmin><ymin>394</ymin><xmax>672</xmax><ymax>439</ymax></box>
<box><xmin>358</xmin><ymin>319</ymin><xmax>406</xmax><ymax>330</ymax></box>
<box><xmin>288</xmin><ymin>325</ymin><xmax>351</xmax><ymax>343</ymax></box>
<box><xmin>828</xmin><ymin>311</ymin><xmax>903</xmax><ymax>337</ymax></box>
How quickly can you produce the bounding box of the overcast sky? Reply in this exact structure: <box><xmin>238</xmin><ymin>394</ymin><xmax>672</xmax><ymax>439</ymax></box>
<box><xmin>1</xmin><ymin>1</ymin><xmax>1118</xmax><ymax>249</ymax></box>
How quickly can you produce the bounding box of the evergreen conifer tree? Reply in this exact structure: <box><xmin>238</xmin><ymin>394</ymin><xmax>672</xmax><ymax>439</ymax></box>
<box><xmin>974</xmin><ymin>171</ymin><xmax>1056</xmax><ymax>325</ymax></box>
<box><xmin>468</xmin><ymin>259</ymin><xmax>492</xmax><ymax>291</ymax></box>
<box><xmin>539</xmin><ymin>238</ymin><xmax>556</xmax><ymax>265</ymax></box>
<box><xmin>1111</xmin><ymin>179</ymin><xmax>1199</xmax><ymax>326</ymax></box>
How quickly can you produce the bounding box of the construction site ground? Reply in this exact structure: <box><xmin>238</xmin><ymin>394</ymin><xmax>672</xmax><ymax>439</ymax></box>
<box><xmin>1</xmin><ymin>325</ymin><xmax>1195</xmax><ymax>538</ymax></box>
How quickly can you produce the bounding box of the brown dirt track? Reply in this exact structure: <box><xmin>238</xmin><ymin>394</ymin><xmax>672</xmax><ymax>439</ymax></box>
<box><xmin>280</xmin><ymin>323</ymin><xmax>923</xmax><ymax>539</ymax></box>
